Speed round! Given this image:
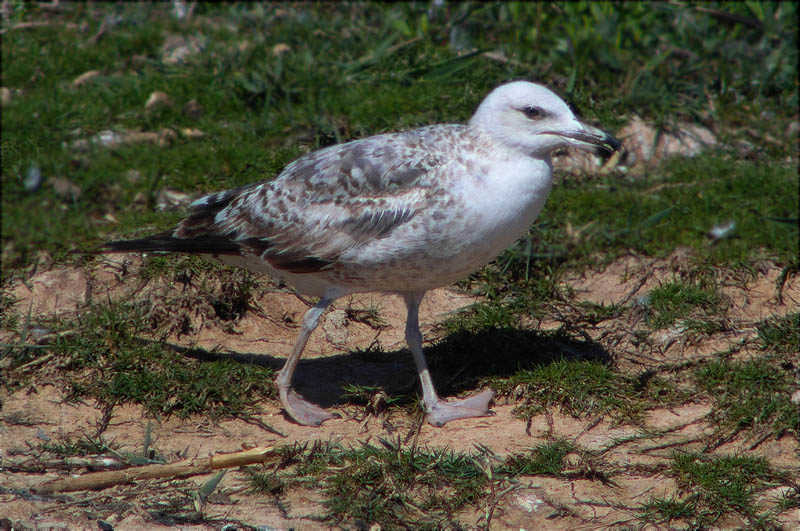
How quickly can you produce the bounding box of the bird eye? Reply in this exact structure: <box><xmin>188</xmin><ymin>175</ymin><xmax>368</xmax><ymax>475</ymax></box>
<box><xmin>522</xmin><ymin>106</ymin><xmax>542</xmax><ymax>119</ymax></box>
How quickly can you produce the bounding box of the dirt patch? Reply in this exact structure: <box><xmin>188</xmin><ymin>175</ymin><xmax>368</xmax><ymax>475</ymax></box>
<box><xmin>558</xmin><ymin>250</ymin><xmax>800</xmax><ymax>369</ymax></box>
<box><xmin>2</xmin><ymin>254</ymin><xmax>798</xmax><ymax>529</ymax></box>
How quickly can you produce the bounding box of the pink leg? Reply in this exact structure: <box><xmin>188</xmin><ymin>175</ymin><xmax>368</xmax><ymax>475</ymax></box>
<box><xmin>403</xmin><ymin>293</ymin><xmax>494</xmax><ymax>427</ymax></box>
<box><xmin>275</xmin><ymin>296</ymin><xmax>340</xmax><ymax>426</ymax></box>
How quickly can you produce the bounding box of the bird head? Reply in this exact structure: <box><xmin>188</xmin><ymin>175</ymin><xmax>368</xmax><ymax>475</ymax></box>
<box><xmin>469</xmin><ymin>81</ymin><xmax>620</xmax><ymax>158</ymax></box>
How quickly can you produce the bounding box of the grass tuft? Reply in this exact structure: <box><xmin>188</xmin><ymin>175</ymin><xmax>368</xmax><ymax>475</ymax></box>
<box><xmin>52</xmin><ymin>301</ymin><xmax>275</xmax><ymax>419</ymax></box>
<box><xmin>643</xmin><ymin>280</ymin><xmax>721</xmax><ymax>329</ymax></box>
<box><xmin>641</xmin><ymin>452</ymin><xmax>780</xmax><ymax>527</ymax></box>
<box><xmin>494</xmin><ymin>358</ymin><xmax>643</xmax><ymax>422</ymax></box>
<box><xmin>757</xmin><ymin>312</ymin><xmax>800</xmax><ymax>356</ymax></box>
<box><xmin>499</xmin><ymin>439</ymin><xmax>574</xmax><ymax>477</ymax></box>
<box><xmin>244</xmin><ymin>439</ymin><xmax>614</xmax><ymax>528</ymax></box>
<box><xmin>694</xmin><ymin>357</ymin><xmax>798</xmax><ymax>439</ymax></box>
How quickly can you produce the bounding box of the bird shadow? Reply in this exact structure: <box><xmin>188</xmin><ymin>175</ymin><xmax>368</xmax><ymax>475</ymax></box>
<box><xmin>162</xmin><ymin>327</ymin><xmax>612</xmax><ymax>408</ymax></box>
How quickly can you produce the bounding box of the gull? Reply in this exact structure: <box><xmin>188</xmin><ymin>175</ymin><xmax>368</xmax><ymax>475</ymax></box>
<box><xmin>104</xmin><ymin>81</ymin><xmax>619</xmax><ymax>427</ymax></box>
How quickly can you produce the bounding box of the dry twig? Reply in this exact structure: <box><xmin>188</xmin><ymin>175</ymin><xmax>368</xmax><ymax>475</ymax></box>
<box><xmin>34</xmin><ymin>445</ymin><xmax>277</xmax><ymax>495</ymax></box>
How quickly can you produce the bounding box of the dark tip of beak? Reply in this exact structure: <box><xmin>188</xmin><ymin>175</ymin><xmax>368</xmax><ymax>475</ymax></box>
<box><xmin>603</xmin><ymin>132</ymin><xmax>621</xmax><ymax>154</ymax></box>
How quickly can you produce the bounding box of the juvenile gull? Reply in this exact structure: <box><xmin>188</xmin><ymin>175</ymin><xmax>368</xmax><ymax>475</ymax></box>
<box><xmin>105</xmin><ymin>81</ymin><xmax>620</xmax><ymax>427</ymax></box>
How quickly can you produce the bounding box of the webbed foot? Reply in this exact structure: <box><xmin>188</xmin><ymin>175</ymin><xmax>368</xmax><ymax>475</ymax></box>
<box><xmin>279</xmin><ymin>386</ymin><xmax>340</xmax><ymax>426</ymax></box>
<box><xmin>425</xmin><ymin>388</ymin><xmax>495</xmax><ymax>427</ymax></box>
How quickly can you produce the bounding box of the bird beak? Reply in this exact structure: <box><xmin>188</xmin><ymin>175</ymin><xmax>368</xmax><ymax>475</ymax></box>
<box><xmin>549</xmin><ymin>123</ymin><xmax>621</xmax><ymax>156</ymax></box>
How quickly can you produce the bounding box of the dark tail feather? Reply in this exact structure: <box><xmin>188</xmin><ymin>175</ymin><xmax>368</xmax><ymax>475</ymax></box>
<box><xmin>103</xmin><ymin>230</ymin><xmax>240</xmax><ymax>255</ymax></box>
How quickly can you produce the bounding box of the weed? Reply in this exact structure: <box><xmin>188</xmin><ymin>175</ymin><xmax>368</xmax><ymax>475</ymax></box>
<box><xmin>500</xmin><ymin>439</ymin><xmax>574</xmax><ymax>477</ymax></box>
<box><xmin>757</xmin><ymin>312</ymin><xmax>800</xmax><ymax>356</ymax></box>
<box><xmin>244</xmin><ymin>440</ymin><xmax>489</xmax><ymax>527</ymax></box>
<box><xmin>694</xmin><ymin>357</ymin><xmax>798</xmax><ymax>439</ymax></box>
<box><xmin>52</xmin><ymin>301</ymin><xmax>275</xmax><ymax>419</ymax></box>
<box><xmin>640</xmin><ymin>495</ymin><xmax>696</xmax><ymax>525</ymax></box>
<box><xmin>673</xmin><ymin>452</ymin><xmax>775</xmax><ymax>524</ymax></box>
<box><xmin>40</xmin><ymin>434</ymin><xmax>111</xmax><ymax>458</ymax></box>
<box><xmin>643</xmin><ymin>280</ymin><xmax>721</xmax><ymax>329</ymax></box>
<box><xmin>323</xmin><ymin>443</ymin><xmax>488</xmax><ymax>527</ymax></box>
<box><xmin>775</xmin><ymin>486</ymin><xmax>799</xmax><ymax>512</ymax></box>
<box><xmin>496</xmin><ymin>358</ymin><xmax>641</xmax><ymax>422</ymax></box>
<box><xmin>242</xmin><ymin>466</ymin><xmax>285</xmax><ymax>496</ymax></box>
<box><xmin>641</xmin><ymin>452</ymin><xmax>782</xmax><ymax>527</ymax></box>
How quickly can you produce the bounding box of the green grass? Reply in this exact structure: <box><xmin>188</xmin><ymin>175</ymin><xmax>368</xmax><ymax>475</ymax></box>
<box><xmin>2</xmin><ymin>3</ymin><xmax>797</xmax><ymax>275</ymax></box>
<box><xmin>642</xmin><ymin>279</ymin><xmax>722</xmax><ymax>329</ymax></box>
<box><xmin>243</xmin><ymin>438</ymin><xmax>607</xmax><ymax>528</ymax></box>
<box><xmin>499</xmin><ymin>439</ymin><xmax>575</xmax><ymax>477</ymax></box>
<box><xmin>243</xmin><ymin>466</ymin><xmax>285</xmax><ymax>496</ymax></box>
<box><xmin>496</xmin><ymin>358</ymin><xmax>639</xmax><ymax>421</ymax></box>
<box><xmin>500</xmin><ymin>154</ymin><xmax>799</xmax><ymax>278</ymax></box>
<box><xmin>640</xmin><ymin>452</ymin><xmax>782</xmax><ymax>527</ymax></box>
<box><xmin>757</xmin><ymin>312</ymin><xmax>800</xmax><ymax>356</ymax></box>
<box><xmin>694</xmin><ymin>357</ymin><xmax>799</xmax><ymax>440</ymax></box>
<box><xmin>45</xmin><ymin>301</ymin><xmax>275</xmax><ymax>420</ymax></box>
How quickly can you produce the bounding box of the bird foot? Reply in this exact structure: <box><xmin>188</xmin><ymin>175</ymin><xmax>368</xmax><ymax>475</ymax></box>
<box><xmin>279</xmin><ymin>386</ymin><xmax>340</xmax><ymax>426</ymax></box>
<box><xmin>425</xmin><ymin>388</ymin><xmax>495</xmax><ymax>427</ymax></box>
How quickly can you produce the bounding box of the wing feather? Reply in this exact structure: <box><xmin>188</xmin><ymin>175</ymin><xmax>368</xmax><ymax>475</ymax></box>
<box><xmin>168</xmin><ymin>126</ymin><xmax>464</xmax><ymax>273</ymax></box>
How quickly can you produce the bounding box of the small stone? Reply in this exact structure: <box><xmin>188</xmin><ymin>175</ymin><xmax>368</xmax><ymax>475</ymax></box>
<box><xmin>126</xmin><ymin>169</ymin><xmax>142</xmax><ymax>183</ymax></box>
<box><xmin>161</xmin><ymin>34</ymin><xmax>206</xmax><ymax>64</ymax></box>
<box><xmin>1</xmin><ymin>86</ymin><xmax>12</xmax><ymax>106</ymax></box>
<box><xmin>48</xmin><ymin>176</ymin><xmax>82</xmax><ymax>201</ymax></box>
<box><xmin>182</xmin><ymin>99</ymin><xmax>204</xmax><ymax>119</ymax></box>
<box><xmin>145</xmin><ymin>90</ymin><xmax>172</xmax><ymax>111</ymax></box>
<box><xmin>132</xmin><ymin>191</ymin><xmax>148</xmax><ymax>207</ymax></box>
<box><xmin>272</xmin><ymin>43</ymin><xmax>290</xmax><ymax>55</ymax></box>
<box><xmin>30</xmin><ymin>326</ymin><xmax>53</xmax><ymax>343</ymax></box>
<box><xmin>72</xmin><ymin>69</ymin><xmax>102</xmax><ymax>87</ymax></box>
<box><xmin>563</xmin><ymin>452</ymin><xmax>582</xmax><ymax>468</ymax></box>
<box><xmin>155</xmin><ymin>188</ymin><xmax>193</xmax><ymax>211</ymax></box>
<box><xmin>180</xmin><ymin>127</ymin><xmax>204</xmax><ymax>139</ymax></box>
<box><xmin>616</xmin><ymin>115</ymin><xmax>717</xmax><ymax>170</ymax></box>
<box><xmin>96</xmin><ymin>130</ymin><xmax>124</xmax><ymax>148</ymax></box>
<box><xmin>24</xmin><ymin>164</ymin><xmax>43</xmax><ymax>192</ymax></box>
<box><xmin>791</xmin><ymin>390</ymin><xmax>800</xmax><ymax>406</ymax></box>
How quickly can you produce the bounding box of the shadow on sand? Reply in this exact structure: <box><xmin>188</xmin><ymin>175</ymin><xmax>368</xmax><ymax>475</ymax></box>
<box><xmin>157</xmin><ymin>327</ymin><xmax>612</xmax><ymax>409</ymax></box>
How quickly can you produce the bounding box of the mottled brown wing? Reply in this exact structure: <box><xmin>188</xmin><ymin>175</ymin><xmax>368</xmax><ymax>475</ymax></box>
<box><xmin>174</xmin><ymin>126</ymin><xmax>462</xmax><ymax>273</ymax></box>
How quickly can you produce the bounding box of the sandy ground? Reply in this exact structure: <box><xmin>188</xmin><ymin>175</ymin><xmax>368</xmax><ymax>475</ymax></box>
<box><xmin>2</xmin><ymin>252</ymin><xmax>798</xmax><ymax>529</ymax></box>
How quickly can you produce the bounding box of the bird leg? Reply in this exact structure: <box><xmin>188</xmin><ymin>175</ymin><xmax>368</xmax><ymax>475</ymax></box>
<box><xmin>403</xmin><ymin>293</ymin><xmax>495</xmax><ymax>427</ymax></box>
<box><xmin>275</xmin><ymin>296</ymin><xmax>340</xmax><ymax>426</ymax></box>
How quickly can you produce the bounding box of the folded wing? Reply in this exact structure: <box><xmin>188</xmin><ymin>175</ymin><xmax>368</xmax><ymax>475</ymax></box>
<box><xmin>106</xmin><ymin>127</ymin><xmax>461</xmax><ymax>274</ymax></box>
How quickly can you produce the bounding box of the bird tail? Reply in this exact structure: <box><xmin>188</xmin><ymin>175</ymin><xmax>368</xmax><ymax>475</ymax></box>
<box><xmin>102</xmin><ymin>183</ymin><xmax>259</xmax><ymax>256</ymax></box>
<box><xmin>102</xmin><ymin>230</ymin><xmax>240</xmax><ymax>255</ymax></box>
